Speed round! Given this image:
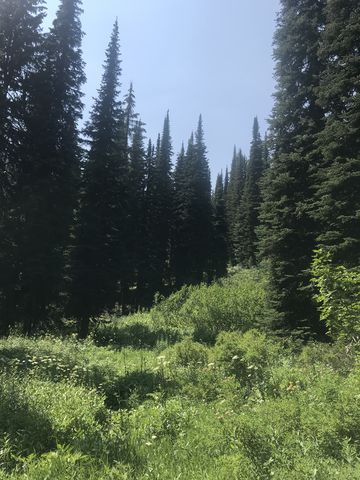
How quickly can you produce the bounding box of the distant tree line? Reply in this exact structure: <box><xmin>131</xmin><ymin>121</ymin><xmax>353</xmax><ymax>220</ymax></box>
<box><xmin>0</xmin><ymin>0</ymin><xmax>359</xmax><ymax>338</ymax></box>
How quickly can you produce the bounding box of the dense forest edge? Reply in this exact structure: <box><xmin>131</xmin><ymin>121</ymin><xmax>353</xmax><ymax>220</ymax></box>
<box><xmin>0</xmin><ymin>0</ymin><xmax>359</xmax><ymax>478</ymax></box>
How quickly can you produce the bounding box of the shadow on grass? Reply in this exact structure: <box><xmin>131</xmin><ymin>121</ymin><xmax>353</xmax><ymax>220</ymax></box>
<box><xmin>0</xmin><ymin>382</ymin><xmax>56</xmax><ymax>464</ymax></box>
<box><xmin>0</xmin><ymin>344</ymin><xmax>177</xmax><ymax>411</ymax></box>
<box><xmin>104</xmin><ymin>369</ymin><xmax>177</xmax><ymax>410</ymax></box>
<box><xmin>93</xmin><ymin>322</ymin><xmax>181</xmax><ymax>349</ymax></box>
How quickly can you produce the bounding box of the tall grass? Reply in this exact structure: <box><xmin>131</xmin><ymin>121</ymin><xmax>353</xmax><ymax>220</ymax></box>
<box><xmin>0</xmin><ymin>269</ymin><xmax>359</xmax><ymax>479</ymax></box>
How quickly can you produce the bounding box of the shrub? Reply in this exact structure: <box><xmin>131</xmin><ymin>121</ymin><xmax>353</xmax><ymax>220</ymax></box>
<box><xmin>170</xmin><ymin>338</ymin><xmax>209</xmax><ymax>367</ymax></box>
<box><xmin>311</xmin><ymin>249</ymin><xmax>360</xmax><ymax>341</ymax></box>
<box><xmin>214</xmin><ymin>330</ymin><xmax>281</xmax><ymax>391</ymax></box>
<box><xmin>151</xmin><ymin>268</ymin><xmax>277</xmax><ymax>344</ymax></box>
<box><xmin>93</xmin><ymin>313</ymin><xmax>182</xmax><ymax>349</ymax></box>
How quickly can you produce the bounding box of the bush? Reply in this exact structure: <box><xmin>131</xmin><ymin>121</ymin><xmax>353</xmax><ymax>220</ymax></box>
<box><xmin>0</xmin><ymin>374</ymin><xmax>112</xmax><ymax>458</ymax></box>
<box><xmin>311</xmin><ymin>249</ymin><xmax>360</xmax><ymax>341</ymax></box>
<box><xmin>170</xmin><ymin>338</ymin><xmax>209</xmax><ymax>367</ymax></box>
<box><xmin>214</xmin><ymin>329</ymin><xmax>281</xmax><ymax>391</ymax></box>
<box><xmin>151</xmin><ymin>268</ymin><xmax>277</xmax><ymax>343</ymax></box>
<box><xmin>93</xmin><ymin>313</ymin><xmax>182</xmax><ymax>349</ymax></box>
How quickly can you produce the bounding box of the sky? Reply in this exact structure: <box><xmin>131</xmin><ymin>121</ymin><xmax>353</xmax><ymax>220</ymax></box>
<box><xmin>45</xmin><ymin>0</ymin><xmax>280</xmax><ymax>183</ymax></box>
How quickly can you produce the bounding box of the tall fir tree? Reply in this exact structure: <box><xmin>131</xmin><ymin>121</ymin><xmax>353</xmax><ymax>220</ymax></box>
<box><xmin>211</xmin><ymin>172</ymin><xmax>228</xmax><ymax>278</ymax></box>
<box><xmin>19</xmin><ymin>0</ymin><xmax>85</xmax><ymax>334</ymax></box>
<box><xmin>314</xmin><ymin>0</ymin><xmax>360</xmax><ymax>266</ymax></box>
<box><xmin>69</xmin><ymin>20</ymin><xmax>127</xmax><ymax>337</ymax></box>
<box><xmin>258</xmin><ymin>0</ymin><xmax>326</xmax><ymax>336</ymax></box>
<box><xmin>263</xmin><ymin>133</ymin><xmax>270</xmax><ymax>169</ymax></box>
<box><xmin>128</xmin><ymin>119</ymin><xmax>147</xmax><ymax>308</ymax></box>
<box><xmin>224</xmin><ymin>167</ymin><xmax>229</xmax><ymax>197</ymax></box>
<box><xmin>172</xmin><ymin>116</ymin><xmax>213</xmax><ymax>286</ymax></box>
<box><xmin>226</xmin><ymin>147</ymin><xmax>247</xmax><ymax>264</ymax></box>
<box><xmin>145</xmin><ymin>113</ymin><xmax>173</xmax><ymax>297</ymax></box>
<box><xmin>123</xmin><ymin>82</ymin><xmax>138</xmax><ymax>152</ymax></box>
<box><xmin>139</xmin><ymin>138</ymin><xmax>159</xmax><ymax>306</ymax></box>
<box><xmin>0</xmin><ymin>0</ymin><xmax>45</xmax><ymax>335</ymax></box>
<box><xmin>239</xmin><ymin>117</ymin><xmax>265</xmax><ymax>265</ymax></box>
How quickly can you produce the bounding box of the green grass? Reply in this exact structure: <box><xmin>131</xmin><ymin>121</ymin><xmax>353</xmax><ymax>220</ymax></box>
<box><xmin>0</xmin><ymin>270</ymin><xmax>359</xmax><ymax>479</ymax></box>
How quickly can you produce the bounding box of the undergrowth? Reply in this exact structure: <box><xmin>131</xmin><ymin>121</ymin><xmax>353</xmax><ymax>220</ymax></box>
<box><xmin>0</xmin><ymin>270</ymin><xmax>359</xmax><ymax>479</ymax></box>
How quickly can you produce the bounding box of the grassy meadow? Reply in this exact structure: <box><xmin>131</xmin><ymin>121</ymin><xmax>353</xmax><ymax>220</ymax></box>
<box><xmin>0</xmin><ymin>269</ymin><xmax>359</xmax><ymax>479</ymax></box>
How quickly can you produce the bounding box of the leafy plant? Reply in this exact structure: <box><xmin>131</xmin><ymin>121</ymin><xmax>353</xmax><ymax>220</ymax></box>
<box><xmin>311</xmin><ymin>249</ymin><xmax>360</xmax><ymax>341</ymax></box>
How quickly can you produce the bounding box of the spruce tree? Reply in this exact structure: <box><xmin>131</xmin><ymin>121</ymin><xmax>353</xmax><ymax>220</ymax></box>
<box><xmin>240</xmin><ymin>117</ymin><xmax>265</xmax><ymax>265</ymax></box>
<box><xmin>123</xmin><ymin>82</ymin><xmax>138</xmax><ymax>150</ymax></box>
<box><xmin>139</xmin><ymin>138</ymin><xmax>159</xmax><ymax>306</ymax></box>
<box><xmin>224</xmin><ymin>167</ymin><xmax>229</xmax><ymax>197</ymax></box>
<box><xmin>128</xmin><ymin>119</ymin><xmax>147</xmax><ymax>307</ymax></box>
<box><xmin>226</xmin><ymin>147</ymin><xmax>247</xmax><ymax>264</ymax></box>
<box><xmin>314</xmin><ymin>0</ymin><xmax>360</xmax><ymax>266</ymax></box>
<box><xmin>0</xmin><ymin>0</ymin><xmax>45</xmax><ymax>335</ymax></box>
<box><xmin>172</xmin><ymin>117</ymin><xmax>213</xmax><ymax>286</ymax></box>
<box><xmin>145</xmin><ymin>114</ymin><xmax>173</xmax><ymax>297</ymax></box>
<box><xmin>212</xmin><ymin>172</ymin><xmax>228</xmax><ymax>278</ymax></box>
<box><xmin>70</xmin><ymin>20</ymin><xmax>127</xmax><ymax>337</ymax></box>
<box><xmin>16</xmin><ymin>0</ymin><xmax>85</xmax><ymax>334</ymax></box>
<box><xmin>258</xmin><ymin>0</ymin><xmax>326</xmax><ymax>335</ymax></box>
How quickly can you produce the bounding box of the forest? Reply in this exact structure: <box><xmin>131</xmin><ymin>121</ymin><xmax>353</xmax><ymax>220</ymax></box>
<box><xmin>0</xmin><ymin>0</ymin><xmax>359</xmax><ymax>478</ymax></box>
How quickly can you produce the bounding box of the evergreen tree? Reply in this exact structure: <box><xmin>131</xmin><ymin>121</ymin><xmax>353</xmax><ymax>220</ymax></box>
<box><xmin>172</xmin><ymin>116</ymin><xmax>213</xmax><ymax>286</ymax></box>
<box><xmin>240</xmin><ymin>117</ymin><xmax>265</xmax><ymax>265</ymax></box>
<box><xmin>18</xmin><ymin>0</ymin><xmax>85</xmax><ymax>334</ymax></box>
<box><xmin>128</xmin><ymin>119</ymin><xmax>147</xmax><ymax>307</ymax></box>
<box><xmin>314</xmin><ymin>0</ymin><xmax>360</xmax><ymax>266</ymax></box>
<box><xmin>70</xmin><ymin>20</ymin><xmax>127</xmax><ymax>337</ymax></box>
<box><xmin>0</xmin><ymin>0</ymin><xmax>45</xmax><ymax>335</ymax></box>
<box><xmin>226</xmin><ymin>147</ymin><xmax>247</xmax><ymax>264</ymax></box>
<box><xmin>258</xmin><ymin>0</ymin><xmax>326</xmax><ymax>335</ymax></box>
<box><xmin>139</xmin><ymin>138</ymin><xmax>158</xmax><ymax>306</ymax></box>
<box><xmin>123</xmin><ymin>82</ymin><xmax>138</xmax><ymax>149</ymax></box>
<box><xmin>263</xmin><ymin>133</ymin><xmax>270</xmax><ymax>169</ymax></box>
<box><xmin>224</xmin><ymin>167</ymin><xmax>229</xmax><ymax>197</ymax></box>
<box><xmin>211</xmin><ymin>172</ymin><xmax>228</xmax><ymax>278</ymax></box>
<box><xmin>145</xmin><ymin>113</ymin><xmax>173</xmax><ymax>297</ymax></box>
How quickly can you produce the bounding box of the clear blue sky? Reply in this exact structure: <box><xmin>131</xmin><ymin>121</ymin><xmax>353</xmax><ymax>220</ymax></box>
<box><xmin>45</xmin><ymin>0</ymin><xmax>280</xmax><ymax>183</ymax></box>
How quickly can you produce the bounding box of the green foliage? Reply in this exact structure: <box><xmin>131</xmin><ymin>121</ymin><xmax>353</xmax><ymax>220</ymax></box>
<box><xmin>0</xmin><ymin>322</ymin><xmax>360</xmax><ymax>479</ymax></box>
<box><xmin>69</xmin><ymin>20</ymin><xmax>127</xmax><ymax>337</ymax></box>
<box><xmin>0</xmin><ymin>335</ymin><xmax>165</xmax><ymax>410</ymax></box>
<box><xmin>211</xmin><ymin>171</ymin><xmax>228</xmax><ymax>279</ymax></box>
<box><xmin>169</xmin><ymin>338</ymin><xmax>209</xmax><ymax>367</ymax></box>
<box><xmin>176</xmin><ymin>269</ymin><xmax>276</xmax><ymax>342</ymax></box>
<box><xmin>239</xmin><ymin>117</ymin><xmax>266</xmax><ymax>265</ymax></box>
<box><xmin>93</xmin><ymin>313</ymin><xmax>181</xmax><ymax>349</ymax></box>
<box><xmin>225</xmin><ymin>147</ymin><xmax>247</xmax><ymax>264</ymax></box>
<box><xmin>314</xmin><ymin>0</ymin><xmax>360</xmax><ymax>264</ymax></box>
<box><xmin>311</xmin><ymin>249</ymin><xmax>360</xmax><ymax>341</ymax></box>
<box><xmin>257</xmin><ymin>0</ymin><xmax>326</xmax><ymax>334</ymax></box>
<box><xmin>0</xmin><ymin>0</ymin><xmax>45</xmax><ymax>336</ymax></box>
<box><xmin>214</xmin><ymin>330</ymin><xmax>281</xmax><ymax>391</ymax></box>
<box><xmin>172</xmin><ymin>116</ymin><xmax>213</xmax><ymax>287</ymax></box>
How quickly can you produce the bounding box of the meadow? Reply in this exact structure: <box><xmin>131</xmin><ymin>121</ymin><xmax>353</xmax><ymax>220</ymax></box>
<box><xmin>0</xmin><ymin>269</ymin><xmax>359</xmax><ymax>479</ymax></box>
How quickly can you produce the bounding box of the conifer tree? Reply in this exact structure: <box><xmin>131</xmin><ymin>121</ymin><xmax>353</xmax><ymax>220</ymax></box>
<box><xmin>128</xmin><ymin>119</ymin><xmax>147</xmax><ymax>307</ymax></box>
<box><xmin>70</xmin><ymin>20</ymin><xmax>127</xmax><ymax>337</ymax></box>
<box><xmin>240</xmin><ymin>117</ymin><xmax>265</xmax><ymax>265</ymax></box>
<box><xmin>212</xmin><ymin>172</ymin><xmax>228</xmax><ymax>278</ymax></box>
<box><xmin>224</xmin><ymin>167</ymin><xmax>229</xmax><ymax>197</ymax></box>
<box><xmin>172</xmin><ymin>117</ymin><xmax>213</xmax><ymax>286</ymax></box>
<box><xmin>123</xmin><ymin>82</ymin><xmax>138</xmax><ymax>150</ymax></box>
<box><xmin>18</xmin><ymin>0</ymin><xmax>85</xmax><ymax>334</ymax></box>
<box><xmin>146</xmin><ymin>113</ymin><xmax>173</xmax><ymax>296</ymax></box>
<box><xmin>314</xmin><ymin>0</ymin><xmax>360</xmax><ymax>266</ymax></box>
<box><xmin>0</xmin><ymin>0</ymin><xmax>45</xmax><ymax>335</ymax></box>
<box><xmin>258</xmin><ymin>0</ymin><xmax>326</xmax><ymax>335</ymax></box>
<box><xmin>226</xmin><ymin>147</ymin><xmax>247</xmax><ymax>264</ymax></box>
<box><xmin>139</xmin><ymin>138</ymin><xmax>158</xmax><ymax>305</ymax></box>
